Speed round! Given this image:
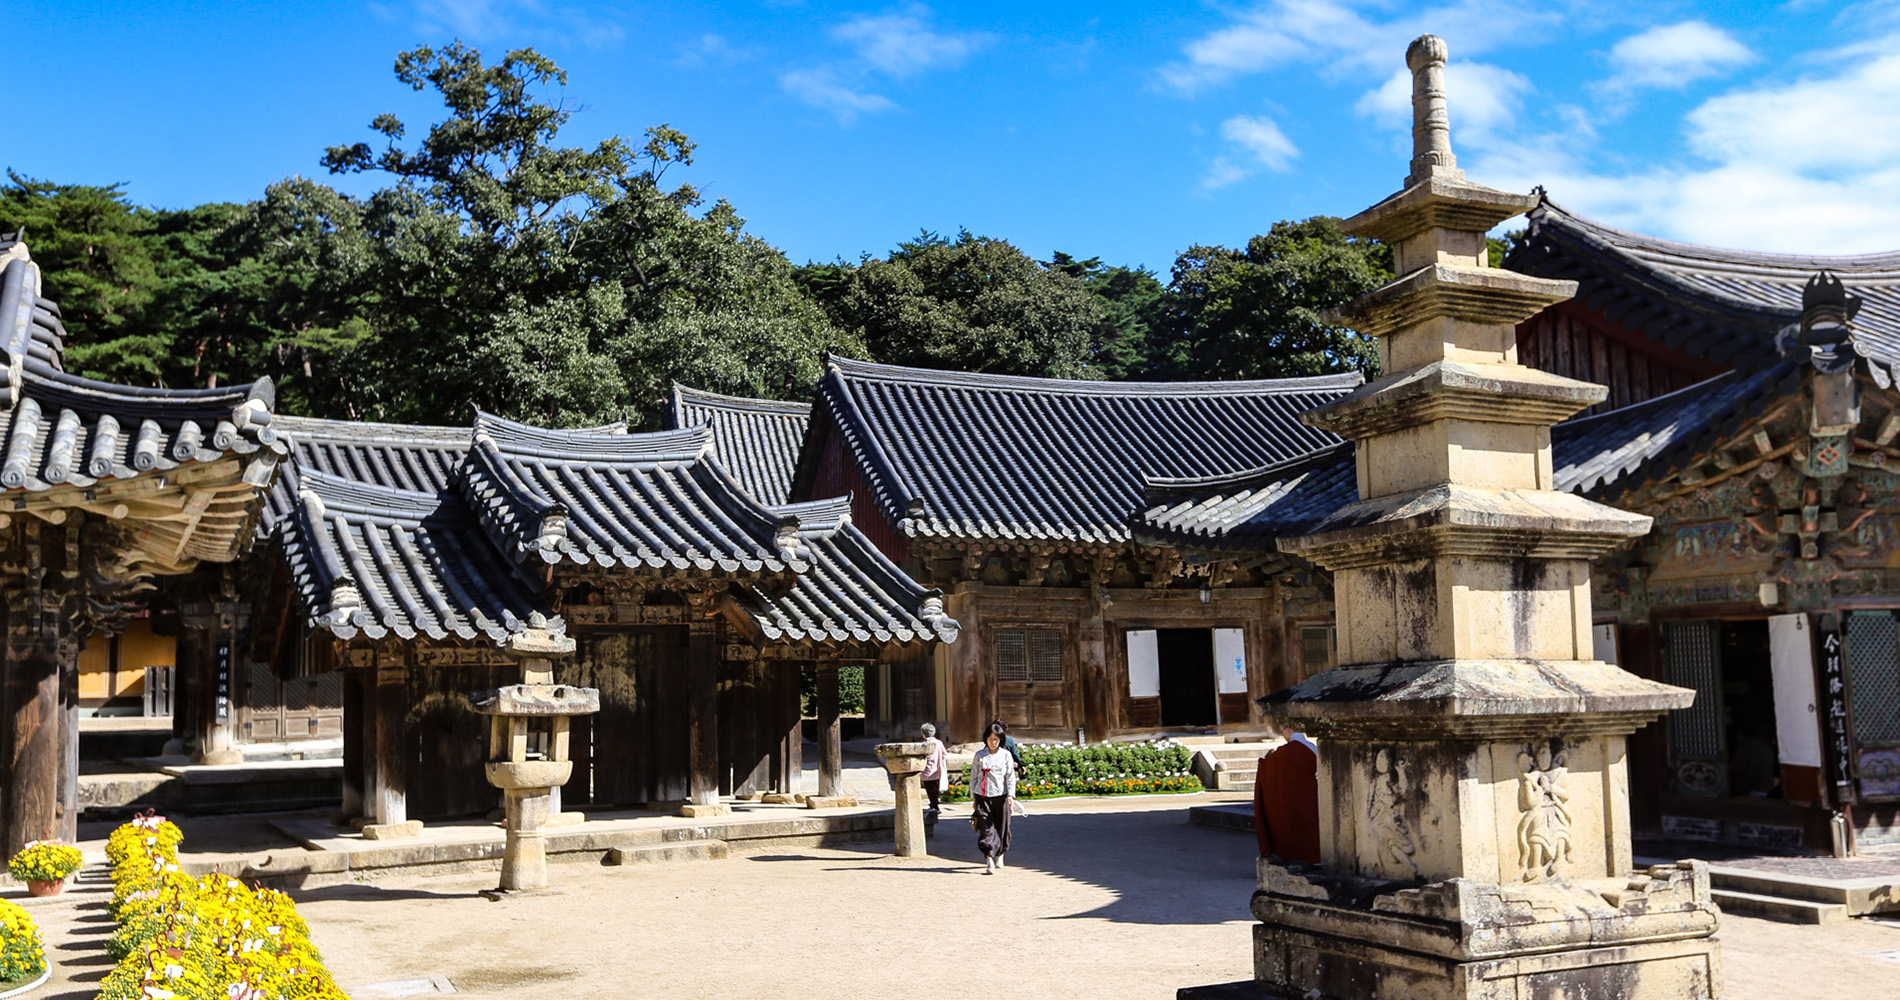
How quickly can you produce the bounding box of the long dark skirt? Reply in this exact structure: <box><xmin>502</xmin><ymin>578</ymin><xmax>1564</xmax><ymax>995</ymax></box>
<box><xmin>974</xmin><ymin>794</ymin><xmax>1012</xmax><ymax>858</ymax></box>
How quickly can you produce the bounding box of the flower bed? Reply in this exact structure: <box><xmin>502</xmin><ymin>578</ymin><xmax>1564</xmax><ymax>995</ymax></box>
<box><xmin>945</xmin><ymin>740</ymin><xmax>1203</xmax><ymax>801</ymax></box>
<box><xmin>0</xmin><ymin>900</ymin><xmax>45</xmax><ymax>986</ymax></box>
<box><xmin>99</xmin><ymin>814</ymin><xmax>347</xmax><ymax>1000</ymax></box>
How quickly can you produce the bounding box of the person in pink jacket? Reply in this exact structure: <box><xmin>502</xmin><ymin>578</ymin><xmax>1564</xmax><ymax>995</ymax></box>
<box><xmin>919</xmin><ymin>723</ymin><xmax>948</xmax><ymax>815</ymax></box>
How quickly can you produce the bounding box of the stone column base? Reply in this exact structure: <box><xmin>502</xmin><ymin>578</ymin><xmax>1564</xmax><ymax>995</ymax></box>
<box><xmin>1214</xmin><ymin>860</ymin><xmax>1722</xmax><ymax>1000</ymax></box>
<box><xmin>805</xmin><ymin>795</ymin><xmax>858</xmax><ymax>809</ymax></box>
<box><xmin>679</xmin><ymin>802</ymin><xmax>731</xmax><ymax>818</ymax></box>
<box><xmin>192</xmin><ymin>748</ymin><xmax>244</xmax><ymax>766</ymax></box>
<box><xmin>359</xmin><ymin>820</ymin><xmax>425</xmax><ymax>840</ymax></box>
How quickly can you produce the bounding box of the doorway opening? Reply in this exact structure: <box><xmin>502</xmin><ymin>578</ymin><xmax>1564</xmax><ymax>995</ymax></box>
<box><xmin>1157</xmin><ymin>629</ymin><xmax>1217</xmax><ymax>727</ymax></box>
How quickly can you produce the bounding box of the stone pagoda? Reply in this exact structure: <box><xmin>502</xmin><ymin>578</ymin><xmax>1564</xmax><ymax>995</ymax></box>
<box><xmin>1189</xmin><ymin>36</ymin><xmax>1723</xmax><ymax>1000</ymax></box>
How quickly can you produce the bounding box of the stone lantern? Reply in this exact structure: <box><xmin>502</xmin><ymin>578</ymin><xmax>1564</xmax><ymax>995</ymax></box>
<box><xmin>470</xmin><ymin>617</ymin><xmax>598</xmax><ymax>894</ymax></box>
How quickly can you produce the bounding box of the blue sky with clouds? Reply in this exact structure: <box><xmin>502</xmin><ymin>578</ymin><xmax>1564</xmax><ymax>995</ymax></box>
<box><xmin>20</xmin><ymin>1</ymin><xmax>1900</xmax><ymax>271</ymax></box>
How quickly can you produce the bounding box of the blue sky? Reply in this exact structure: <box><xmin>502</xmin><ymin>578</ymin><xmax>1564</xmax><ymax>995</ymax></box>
<box><xmin>19</xmin><ymin>1</ymin><xmax>1900</xmax><ymax>272</ymax></box>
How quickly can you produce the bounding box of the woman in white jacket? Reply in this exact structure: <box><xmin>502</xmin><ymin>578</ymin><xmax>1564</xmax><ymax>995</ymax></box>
<box><xmin>971</xmin><ymin>727</ymin><xmax>1017</xmax><ymax>874</ymax></box>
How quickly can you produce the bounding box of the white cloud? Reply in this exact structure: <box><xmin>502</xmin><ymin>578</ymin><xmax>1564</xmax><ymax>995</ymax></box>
<box><xmin>779</xmin><ymin>67</ymin><xmax>897</xmax><ymax>125</ymax></box>
<box><xmin>1605</xmin><ymin>21</ymin><xmax>1754</xmax><ymax>91</ymax></box>
<box><xmin>833</xmin><ymin>5</ymin><xmax>989</xmax><ymax>78</ymax></box>
<box><xmin>400</xmin><ymin>0</ymin><xmax>625</xmax><ymax>48</ymax></box>
<box><xmin>1462</xmin><ymin>34</ymin><xmax>1900</xmax><ymax>254</ymax></box>
<box><xmin>1203</xmin><ymin>113</ymin><xmax>1300</xmax><ymax>188</ymax></box>
<box><xmin>674</xmin><ymin>33</ymin><xmax>756</xmax><ymax>69</ymax></box>
<box><xmin>1160</xmin><ymin>0</ymin><xmax>1564</xmax><ymax>93</ymax></box>
<box><xmin>1223</xmin><ymin>115</ymin><xmax>1300</xmax><ymax>170</ymax></box>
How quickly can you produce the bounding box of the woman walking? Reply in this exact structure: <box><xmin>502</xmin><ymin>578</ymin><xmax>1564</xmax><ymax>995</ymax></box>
<box><xmin>971</xmin><ymin>727</ymin><xmax>1017</xmax><ymax>874</ymax></box>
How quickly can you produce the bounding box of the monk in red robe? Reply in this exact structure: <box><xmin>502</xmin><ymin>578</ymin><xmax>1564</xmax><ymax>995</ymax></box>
<box><xmin>1253</xmin><ymin>727</ymin><xmax>1321</xmax><ymax>864</ymax></box>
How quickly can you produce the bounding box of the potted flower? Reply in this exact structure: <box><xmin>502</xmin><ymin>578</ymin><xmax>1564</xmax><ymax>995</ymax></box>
<box><xmin>8</xmin><ymin>841</ymin><xmax>83</xmax><ymax>897</ymax></box>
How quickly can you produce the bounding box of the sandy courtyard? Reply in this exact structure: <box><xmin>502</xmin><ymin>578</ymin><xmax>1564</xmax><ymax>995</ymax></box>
<box><xmin>16</xmin><ymin>795</ymin><xmax>1900</xmax><ymax>999</ymax></box>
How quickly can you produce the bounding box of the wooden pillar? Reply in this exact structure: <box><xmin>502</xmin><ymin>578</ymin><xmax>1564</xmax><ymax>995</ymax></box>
<box><xmin>1079</xmin><ymin>616</ymin><xmax>1109</xmax><ymax>743</ymax></box>
<box><xmin>771</xmin><ymin>662</ymin><xmax>802</xmax><ymax>793</ymax></box>
<box><xmin>4</xmin><ymin>590</ymin><xmax>60</xmax><ymax>857</ymax></box>
<box><xmin>57</xmin><ymin>632</ymin><xmax>77</xmax><ymax>843</ymax></box>
<box><xmin>687</xmin><ymin>618</ymin><xmax>719</xmax><ymax>806</ymax></box>
<box><xmin>339</xmin><ymin>667</ymin><xmax>365</xmax><ymax>821</ymax></box>
<box><xmin>182</xmin><ymin>601</ymin><xmax>244</xmax><ymax>766</ymax></box>
<box><xmin>371</xmin><ymin>662</ymin><xmax>408</xmax><ymax>827</ymax></box>
<box><xmin>817</xmin><ymin>662</ymin><xmax>842</xmax><ymax>798</ymax></box>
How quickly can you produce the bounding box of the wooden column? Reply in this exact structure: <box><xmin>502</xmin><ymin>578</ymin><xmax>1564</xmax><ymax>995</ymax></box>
<box><xmin>182</xmin><ymin>599</ymin><xmax>245</xmax><ymax>766</ymax></box>
<box><xmin>371</xmin><ymin>662</ymin><xmax>407</xmax><ymax>827</ymax></box>
<box><xmin>771</xmin><ymin>663</ymin><xmax>802</xmax><ymax>793</ymax></box>
<box><xmin>57</xmin><ymin>631</ymin><xmax>77</xmax><ymax>843</ymax></box>
<box><xmin>816</xmin><ymin>662</ymin><xmax>842</xmax><ymax>798</ymax></box>
<box><xmin>339</xmin><ymin>667</ymin><xmax>365</xmax><ymax>822</ymax></box>
<box><xmin>687</xmin><ymin>618</ymin><xmax>719</xmax><ymax>806</ymax></box>
<box><xmin>3</xmin><ymin>582</ymin><xmax>60</xmax><ymax>857</ymax></box>
<box><xmin>1079</xmin><ymin>616</ymin><xmax>1109</xmax><ymax>743</ymax></box>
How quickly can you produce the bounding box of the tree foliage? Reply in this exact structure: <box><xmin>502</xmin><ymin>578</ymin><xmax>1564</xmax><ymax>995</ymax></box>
<box><xmin>1162</xmin><ymin>217</ymin><xmax>1391</xmax><ymax>381</ymax></box>
<box><xmin>3</xmin><ymin>44</ymin><xmax>1394</xmax><ymax>425</ymax></box>
<box><xmin>803</xmin><ymin>230</ymin><xmax>1104</xmax><ymax>379</ymax></box>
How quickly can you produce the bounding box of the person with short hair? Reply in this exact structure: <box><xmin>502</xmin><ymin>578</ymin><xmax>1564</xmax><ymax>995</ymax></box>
<box><xmin>971</xmin><ymin>728</ymin><xmax>1017</xmax><ymax>874</ymax></box>
<box><xmin>988</xmin><ymin>718</ymin><xmax>1025</xmax><ymax>776</ymax></box>
<box><xmin>919</xmin><ymin>723</ymin><xmax>948</xmax><ymax>814</ymax></box>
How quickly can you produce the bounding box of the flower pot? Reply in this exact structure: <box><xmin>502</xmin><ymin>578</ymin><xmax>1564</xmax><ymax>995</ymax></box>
<box><xmin>24</xmin><ymin>880</ymin><xmax>62</xmax><ymax>898</ymax></box>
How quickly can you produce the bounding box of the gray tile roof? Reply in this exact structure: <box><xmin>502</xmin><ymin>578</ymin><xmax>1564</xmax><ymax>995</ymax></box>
<box><xmin>797</xmin><ymin>355</ymin><xmax>1362</xmax><ymax>545</ymax></box>
<box><xmin>462</xmin><ymin>412</ymin><xmax>807</xmax><ymax>575</ymax></box>
<box><xmin>668</xmin><ymin>385</ymin><xmax>810</xmax><ymax>505</ymax></box>
<box><xmin>260</xmin><ymin>409</ymin><xmax>955</xmax><ymax>648</ymax></box>
<box><xmin>0</xmin><ymin>246</ymin><xmax>285</xmax><ymax>565</ymax></box>
<box><xmin>733</xmin><ymin>497</ymin><xmax>959</xmax><ymax>646</ymax></box>
<box><xmin>1509</xmin><ymin>197</ymin><xmax>1900</xmax><ymax>378</ymax></box>
<box><xmin>281</xmin><ymin>468</ymin><xmax>549</xmax><ymax>642</ymax></box>
<box><xmin>1135</xmin><ymin>363</ymin><xmax>1800</xmax><ymax>553</ymax></box>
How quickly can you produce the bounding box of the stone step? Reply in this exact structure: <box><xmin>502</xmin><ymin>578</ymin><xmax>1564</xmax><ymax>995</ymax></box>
<box><xmin>1711</xmin><ymin>888</ymin><xmax>1849</xmax><ymax>924</ymax></box>
<box><xmin>604</xmin><ymin>839</ymin><xmax>729</xmax><ymax>866</ymax></box>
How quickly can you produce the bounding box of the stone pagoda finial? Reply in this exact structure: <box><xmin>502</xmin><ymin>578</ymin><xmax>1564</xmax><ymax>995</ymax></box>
<box><xmin>1405</xmin><ymin>35</ymin><xmax>1463</xmax><ymax>187</ymax></box>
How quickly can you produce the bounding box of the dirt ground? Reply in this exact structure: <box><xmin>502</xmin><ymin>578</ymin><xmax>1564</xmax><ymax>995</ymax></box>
<box><xmin>13</xmin><ymin>794</ymin><xmax>1900</xmax><ymax>999</ymax></box>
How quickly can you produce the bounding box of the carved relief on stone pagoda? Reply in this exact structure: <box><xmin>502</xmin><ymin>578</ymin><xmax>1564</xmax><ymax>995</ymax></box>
<box><xmin>1366</xmin><ymin>747</ymin><xmax>1419</xmax><ymax>878</ymax></box>
<box><xmin>1516</xmin><ymin>742</ymin><xmax>1574</xmax><ymax>882</ymax></box>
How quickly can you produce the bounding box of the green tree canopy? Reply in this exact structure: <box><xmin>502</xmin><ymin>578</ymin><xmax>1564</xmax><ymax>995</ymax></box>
<box><xmin>318</xmin><ymin>42</ymin><xmax>860</xmax><ymax>427</ymax></box>
<box><xmin>1163</xmin><ymin>216</ymin><xmax>1391</xmax><ymax>380</ymax></box>
<box><xmin>1048</xmin><ymin>252</ymin><xmax>1171</xmax><ymax>380</ymax></box>
<box><xmin>804</xmin><ymin>230</ymin><xmax>1105</xmax><ymax>379</ymax></box>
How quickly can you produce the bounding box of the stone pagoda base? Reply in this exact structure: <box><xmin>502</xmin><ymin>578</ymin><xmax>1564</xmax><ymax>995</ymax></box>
<box><xmin>1184</xmin><ymin>859</ymin><xmax>1721</xmax><ymax>1000</ymax></box>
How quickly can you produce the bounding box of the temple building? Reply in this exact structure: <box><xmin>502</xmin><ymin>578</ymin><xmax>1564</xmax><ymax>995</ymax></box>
<box><xmin>786</xmin><ymin>356</ymin><xmax>1359</xmax><ymax>743</ymax></box>
<box><xmin>231</xmin><ymin>405</ymin><xmax>955</xmax><ymax>830</ymax></box>
<box><xmin>0</xmin><ymin>236</ymin><xmax>285</xmax><ymax>852</ymax></box>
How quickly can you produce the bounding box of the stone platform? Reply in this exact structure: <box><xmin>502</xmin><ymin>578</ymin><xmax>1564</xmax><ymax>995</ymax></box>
<box><xmin>1636</xmin><ymin>846</ymin><xmax>1900</xmax><ymax>918</ymax></box>
<box><xmin>79</xmin><ymin>755</ymin><xmax>344</xmax><ymax>816</ymax></box>
<box><xmin>173</xmin><ymin>803</ymin><xmax>915</xmax><ymax>887</ymax></box>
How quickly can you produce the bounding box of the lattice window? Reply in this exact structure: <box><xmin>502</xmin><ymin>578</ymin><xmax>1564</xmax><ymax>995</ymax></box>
<box><xmin>995</xmin><ymin>629</ymin><xmax>1063</xmax><ymax>682</ymax></box>
<box><xmin>310</xmin><ymin>672</ymin><xmax>344</xmax><ymax>711</ymax></box>
<box><xmin>248</xmin><ymin>660</ymin><xmax>281</xmax><ymax>710</ymax></box>
<box><xmin>1300</xmin><ymin>625</ymin><xmax>1335</xmax><ymax>676</ymax></box>
<box><xmin>996</xmin><ymin>631</ymin><xmax>1028</xmax><ymax>682</ymax></box>
<box><xmin>1847</xmin><ymin>611</ymin><xmax>1900</xmax><ymax>745</ymax></box>
<box><xmin>1029</xmin><ymin>631</ymin><xmax>1064</xmax><ymax>682</ymax></box>
<box><xmin>1664</xmin><ymin>621</ymin><xmax>1722</xmax><ymax>760</ymax></box>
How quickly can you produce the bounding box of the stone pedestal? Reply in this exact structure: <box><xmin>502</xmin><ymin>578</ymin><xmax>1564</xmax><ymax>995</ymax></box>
<box><xmin>1185</xmin><ymin>35</ymin><xmax>1720</xmax><ymax>1000</ymax></box>
<box><xmin>876</xmin><ymin>741</ymin><xmax>931</xmax><ymax>858</ymax></box>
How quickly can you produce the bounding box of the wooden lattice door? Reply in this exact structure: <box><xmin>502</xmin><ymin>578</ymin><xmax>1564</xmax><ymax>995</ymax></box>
<box><xmin>995</xmin><ymin>628</ymin><xmax>1067</xmax><ymax>730</ymax></box>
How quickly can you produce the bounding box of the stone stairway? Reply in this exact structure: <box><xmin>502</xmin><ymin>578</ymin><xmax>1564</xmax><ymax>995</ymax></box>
<box><xmin>1186</xmin><ymin>740</ymin><xmax>1282</xmax><ymax>792</ymax></box>
<box><xmin>1636</xmin><ymin>850</ymin><xmax>1900</xmax><ymax>924</ymax></box>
